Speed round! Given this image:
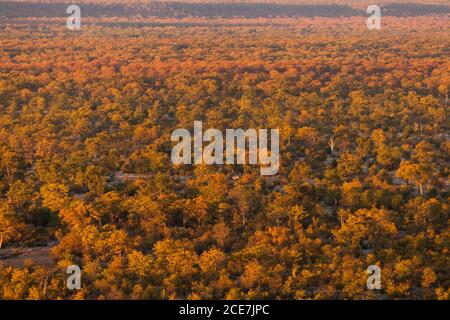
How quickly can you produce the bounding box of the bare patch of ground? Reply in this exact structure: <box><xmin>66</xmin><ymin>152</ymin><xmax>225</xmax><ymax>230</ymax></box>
<box><xmin>0</xmin><ymin>243</ymin><xmax>55</xmax><ymax>269</ymax></box>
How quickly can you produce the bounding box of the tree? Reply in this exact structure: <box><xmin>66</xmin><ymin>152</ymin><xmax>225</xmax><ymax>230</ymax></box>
<box><xmin>0</xmin><ymin>201</ymin><xmax>22</xmax><ymax>249</ymax></box>
<box><xmin>6</xmin><ymin>180</ymin><xmax>36</xmax><ymax>212</ymax></box>
<box><xmin>413</xmin><ymin>141</ymin><xmax>436</xmax><ymax>163</ymax></box>
<box><xmin>229</xmin><ymin>182</ymin><xmax>259</xmax><ymax>227</ymax></box>
<box><xmin>0</xmin><ymin>209</ymin><xmax>15</xmax><ymax>249</ymax></box>
<box><xmin>40</xmin><ymin>183</ymin><xmax>69</xmax><ymax>213</ymax></box>
<box><xmin>396</xmin><ymin>161</ymin><xmax>433</xmax><ymax>196</ymax></box>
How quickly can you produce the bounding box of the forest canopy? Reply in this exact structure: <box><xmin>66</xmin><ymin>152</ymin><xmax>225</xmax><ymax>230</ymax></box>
<box><xmin>0</xmin><ymin>1</ymin><xmax>448</xmax><ymax>300</ymax></box>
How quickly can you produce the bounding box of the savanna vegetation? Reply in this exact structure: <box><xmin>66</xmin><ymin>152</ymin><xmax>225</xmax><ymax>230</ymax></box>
<box><xmin>0</xmin><ymin>1</ymin><xmax>448</xmax><ymax>300</ymax></box>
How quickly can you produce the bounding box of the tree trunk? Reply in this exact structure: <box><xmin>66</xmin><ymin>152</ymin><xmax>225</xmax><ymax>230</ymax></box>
<box><xmin>42</xmin><ymin>276</ymin><xmax>49</xmax><ymax>300</ymax></box>
<box><xmin>329</xmin><ymin>138</ymin><xmax>335</xmax><ymax>153</ymax></box>
<box><xmin>419</xmin><ymin>182</ymin><xmax>423</xmax><ymax>196</ymax></box>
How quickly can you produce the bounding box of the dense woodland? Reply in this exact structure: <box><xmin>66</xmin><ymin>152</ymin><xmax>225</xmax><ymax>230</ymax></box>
<box><xmin>1</xmin><ymin>1</ymin><xmax>449</xmax><ymax>18</ymax></box>
<box><xmin>0</xmin><ymin>2</ymin><xmax>449</xmax><ymax>300</ymax></box>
